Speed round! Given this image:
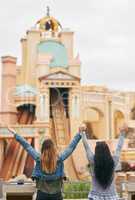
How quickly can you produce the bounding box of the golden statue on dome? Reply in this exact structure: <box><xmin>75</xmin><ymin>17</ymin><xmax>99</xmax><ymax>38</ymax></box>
<box><xmin>36</xmin><ymin>6</ymin><xmax>62</xmax><ymax>33</ymax></box>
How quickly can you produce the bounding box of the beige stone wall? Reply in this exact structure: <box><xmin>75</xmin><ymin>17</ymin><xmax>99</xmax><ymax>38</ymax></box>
<box><xmin>69</xmin><ymin>86</ymin><xmax>135</xmax><ymax>141</ymax></box>
<box><xmin>59</xmin><ymin>30</ymin><xmax>74</xmax><ymax>60</ymax></box>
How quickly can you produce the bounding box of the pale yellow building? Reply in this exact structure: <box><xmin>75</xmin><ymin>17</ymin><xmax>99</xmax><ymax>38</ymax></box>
<box><xmin>0</xmin><ymin>9</ymin><xmax>135</xmax><ymax>180</ymax></box>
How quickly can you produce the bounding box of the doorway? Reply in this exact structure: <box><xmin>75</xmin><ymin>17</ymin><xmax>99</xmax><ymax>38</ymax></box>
<box><xmin>50</xmin><ymin>88</ymin><xmax>69</xmax><ymax>118</ymax></box>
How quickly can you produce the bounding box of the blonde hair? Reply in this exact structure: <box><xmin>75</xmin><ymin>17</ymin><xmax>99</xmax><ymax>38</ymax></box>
<box><xmin>41</xmin><ymin>139</ymin><xmax>58</xmax><ymax>173</ymax></box>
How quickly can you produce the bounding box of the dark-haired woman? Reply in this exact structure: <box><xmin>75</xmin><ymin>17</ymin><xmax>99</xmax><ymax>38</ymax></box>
<box><xmin>7</xmin><ymin>127</ymin><xmax>82</xmax><ymax>200</ymax></box>
<box><xmin>80</xmin><ymin>123</ymin><xmax>128</xmax><ymax>200</ymax></box>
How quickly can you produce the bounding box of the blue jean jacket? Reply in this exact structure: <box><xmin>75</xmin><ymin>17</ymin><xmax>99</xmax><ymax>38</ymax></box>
<box><xmin>15</xmin><ymin>133</ymin><xmax>81</xmax><ymax>181</ymax></box>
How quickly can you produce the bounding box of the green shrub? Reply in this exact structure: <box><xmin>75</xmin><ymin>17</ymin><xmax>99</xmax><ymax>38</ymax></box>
<box><xmin>63</xmin><ymin>181</ymin><xmax>91</xmax><ymax>199</ymax></box>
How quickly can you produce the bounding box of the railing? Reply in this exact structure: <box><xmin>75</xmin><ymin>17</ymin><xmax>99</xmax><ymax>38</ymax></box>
<box><xmin>0</xmin><ymin>127</ymin><xmax>37</xmax><ymax>138</ymax></box>
<box><xmin>0</xmin><ymin>125</ymin><xmax>48</xmax><ymax>138</ymax></box>
<box><xmin>0</xmin><ymin>180</ymin><xmax>127</xmax><ymax>200</ymax></box>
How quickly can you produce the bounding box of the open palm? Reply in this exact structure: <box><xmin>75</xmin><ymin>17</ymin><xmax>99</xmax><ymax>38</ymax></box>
<box><xmin>7</xmin><ymin>127</ymin><xmax>16</xmax><ymax>135</ymax></box>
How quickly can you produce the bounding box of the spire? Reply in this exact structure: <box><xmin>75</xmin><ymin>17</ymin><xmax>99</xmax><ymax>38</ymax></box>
<box><xmin>46</xmin><ymin>6</ymin><xmax>50</xmax><ymax>16</ymax></box>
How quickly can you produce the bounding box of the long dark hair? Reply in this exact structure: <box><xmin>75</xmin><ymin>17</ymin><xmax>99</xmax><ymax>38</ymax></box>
<box><xmin>94</xmin><ymin>142</ymin><xmax>115</xmax><ymax>189</ymax></box>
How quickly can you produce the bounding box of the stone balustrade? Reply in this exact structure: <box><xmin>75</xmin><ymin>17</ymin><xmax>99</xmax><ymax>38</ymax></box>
<box><xmin>0</xmin><ymin>125</ymin><xmax>48</xmax><ymax>138</ymax></box>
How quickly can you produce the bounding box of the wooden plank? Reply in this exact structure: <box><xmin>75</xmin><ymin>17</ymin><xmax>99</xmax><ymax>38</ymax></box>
<box><xmin>0</xmin><ymin>139</ymin><xmax>18</xmax><ymax>180</ymax></box>
<box><xmin>12</xmin><ymin>145</ymin><xmax>23</xmax><ymax>177</ymax></box>
<box><xmin>16</xmin><ymin>139</ymin><xmax>32</xmax><ymax>176</ymax></box>
<box><xmin>17</xmin><ymin>149</ymin><xmax>28</xmax><ymax>175</ymax></box>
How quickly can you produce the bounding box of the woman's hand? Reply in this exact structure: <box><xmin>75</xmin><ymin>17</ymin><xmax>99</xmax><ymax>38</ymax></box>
<box><xmin>7</xmin><ymin>127</ymin><xmax>17</xmax><ymax>135</ymax></box>
<box><xmin>79</xmin><ymin>123</ymin><xmax>87</xmax><ymax>133</ymax></box>
<box><xmin>119</xmin><ymin>123</ymin><xmax>129</xmax><ymax>135</ymax></box>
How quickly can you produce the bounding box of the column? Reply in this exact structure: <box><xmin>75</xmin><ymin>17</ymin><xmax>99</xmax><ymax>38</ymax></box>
<box><xmin>36</xmin><ymin>88</ymin><xmax>50</xmax><ymax>123</ymax></box>
<box><xmin>69</xmin><ymin>87</ymin><xmax>81</xmax><ymax>136</ymax></box>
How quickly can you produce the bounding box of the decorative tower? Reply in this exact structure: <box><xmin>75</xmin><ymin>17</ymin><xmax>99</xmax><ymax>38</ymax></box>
<box><xmin>34</xmin><ymin>7</ymin><xmax>81</xmax><ymax>136</ymax></box>
<box><xmin>0</xmin><ymin>56</ymin><xmax>17</xmax><ymax>124</ymax></box>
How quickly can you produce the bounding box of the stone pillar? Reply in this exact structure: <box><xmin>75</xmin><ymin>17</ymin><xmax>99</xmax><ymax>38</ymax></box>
<box><xmin>21</xmin><ymin>38</ymin><xmax>27</xmax><ymax>67</ymax></box>
<box><xmin>25</xmin><ymin>29</ymin><xmax>41</xmax><ymax>85</ymax></box>
<box><xmin>105</xmin><ymin>95</ymin><xmax>113</xmax><ymax>139</ymax></box>
<box><xmin>20</xmin><ymin>38</ymin><xmax>27</xmax><ymax>81</ymax></box>
<box><xmin>69</xmin><ymin>87</ymin><xmax>81</xmax><ymax>137</ymax></box>
<box><xmin>0</xmin><ymin>56</ymin><xmax>17</xmax><ymax>124</ymax></box>
<box><xmin>36</xmin><ymin>88</ymin><xmax>50</xmax><ymax>123</ymax></box>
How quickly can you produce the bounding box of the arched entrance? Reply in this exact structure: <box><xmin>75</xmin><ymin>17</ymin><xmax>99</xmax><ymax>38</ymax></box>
<box><xmin>83</xmin><ymin>107</ymin><xmax>104</xmax><ymax>139</ymax></box>
<box><xmin>114</xmin><ymin>110</ymin><xmax>125</xmax><ymax>138</ymax></box>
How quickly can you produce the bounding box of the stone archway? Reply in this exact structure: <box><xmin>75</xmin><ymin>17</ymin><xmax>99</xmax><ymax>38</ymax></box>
<box><xmin>114</xmin><ymin>110</ymin><xmax>125</xmax><ymax>138</ymax></box>
<box><xmin>83</xmin><ymin>107</ymin><xmax>104</xmax><ymax>139</ymax></box>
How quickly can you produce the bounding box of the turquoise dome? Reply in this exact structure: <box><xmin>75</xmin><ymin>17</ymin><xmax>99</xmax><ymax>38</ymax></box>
<box><xmin>37</xmin><ymin>40</ymin><xmax>68</xmax><ymax>68</ymax></box>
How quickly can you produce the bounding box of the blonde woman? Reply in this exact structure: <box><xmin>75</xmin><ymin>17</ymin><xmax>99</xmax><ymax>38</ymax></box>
<box><xmin>7</xmin><ymin>127</ymin><xmax>82</xmax><ymax>200</ymax></box>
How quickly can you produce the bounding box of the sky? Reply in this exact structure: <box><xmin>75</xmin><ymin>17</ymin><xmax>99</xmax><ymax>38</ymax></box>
<box><xmin>0</xmin><ymin>0</ymin><xmax>133</xmax><ymax>91</ymax></box>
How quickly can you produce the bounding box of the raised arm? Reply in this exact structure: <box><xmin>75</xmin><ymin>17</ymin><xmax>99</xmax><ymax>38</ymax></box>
<box><xmin>59</xmin><ymin>133</ymin><xmax>81</xmax><ymax>161</ymax></box>
<box><xmin>113</xmin><ymin>132</ymin><xmax>126</xmax><ymax>167</ymax></box>
<box><xmin>113</xmin><ymin>124</ymin><xmax>128</xmax><ymax>167</ymax></box>
<box><xmin>81</xmin><ymin>132</ymin><xmax>94</xmax><ymax>163</ymax></box>
<box><xmin>8</xmin><ymin>128</ymin><xmax>40</xmax><ymax>161</ymax></box>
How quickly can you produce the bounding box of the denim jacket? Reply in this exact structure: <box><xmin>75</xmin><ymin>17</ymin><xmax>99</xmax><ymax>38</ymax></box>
<box><xmin>15</xmin><ymin>133</ymin><xmax>81</xmax><ymax>182</ymax></box>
